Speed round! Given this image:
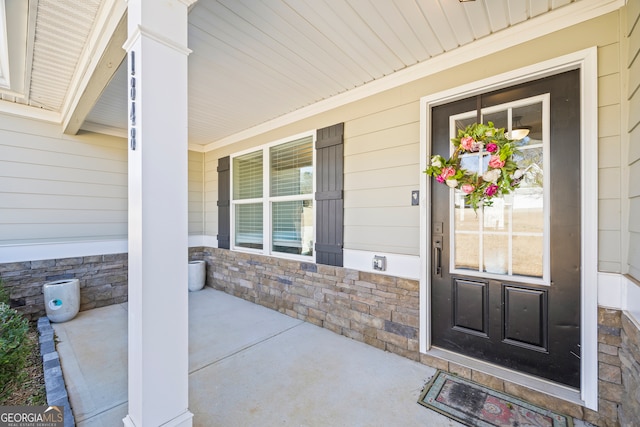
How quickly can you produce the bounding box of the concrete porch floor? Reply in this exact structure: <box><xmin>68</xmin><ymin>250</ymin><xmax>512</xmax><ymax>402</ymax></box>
<box><xmin>52</xmin><ymin>287</ymin><xmax>458</xmax><ymax>426</ymax></box>
<box><xmin>51</xmin><ymin>287</ymin><xmax>591</xmax><ymax>427</ymax></box>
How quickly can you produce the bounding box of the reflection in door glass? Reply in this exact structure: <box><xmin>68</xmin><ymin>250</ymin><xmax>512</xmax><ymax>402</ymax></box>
<box><xmin>454</xmin><ymin>232</ymin><xmax>479</xmax><ymax>271</ymax></box>
<box><xmin>452</xmin><ymin>99</ymin><xmax>546</xmax><ymax>281</ymax></box>
<box><xmin>513</xmin><ymin>235</ymin><xmax>543</xmax><ymax>277</ymax></box>
<box><xmin>483</xmin><ymin>111</ymin><xmax>507</xmax><ymax>130</ymax></box>
<box><xmin>483</xmin><ymin>233</ymin><xmax>509</xmax><ymax>274</ymax></box>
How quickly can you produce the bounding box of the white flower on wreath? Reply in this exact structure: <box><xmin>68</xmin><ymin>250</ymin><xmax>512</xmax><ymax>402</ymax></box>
<box><xmin>430</xmin><ymin>155</ymin><xmax>443</xmax><ymax>168</ymax></box>
<box><xmin>482</xmin><ymin>169</ymin><xmax>501</xmax><ymax>183</ymax></box>
<box><xmin>512</xmin><ymin>169</ymin><xmax>524</xmax><ymax>180</ymax></box>
<box><xmin>446</xmin><ymin>178</ymin><xmax>458</xmax><ymax>188</ymax></box>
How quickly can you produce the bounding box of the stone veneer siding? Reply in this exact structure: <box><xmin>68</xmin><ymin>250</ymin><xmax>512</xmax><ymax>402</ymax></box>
<box><xmin>620</xmin><ymin>311</ymin><xmax>640</xmax><ymax>426</ymax></box>
<box><xmin>193</xmin><ymin>246</ymin><xmax>640</xmax><ymax>427</ymax></box>
<box><xmin>0</xmin><ymin>253</ymin><xmax>128</xmax><ymax>321</ymax></box>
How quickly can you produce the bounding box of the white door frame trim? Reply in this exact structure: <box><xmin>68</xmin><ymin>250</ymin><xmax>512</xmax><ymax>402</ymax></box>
<box><xmin>418</xmin><ymin>47</ymin><xmax>598</xmax><ymax>410</ymax></box>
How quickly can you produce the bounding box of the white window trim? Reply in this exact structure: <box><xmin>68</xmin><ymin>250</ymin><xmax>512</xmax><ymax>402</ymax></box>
<box><xmin>230</xmin><ymin>130</ymin><xmax>316</xmax><ymax>262</ymax></box>
<box><xmin>419</xmin><ymin>47</ymin><xmax>598</xmax><ymax>410</ymax></box>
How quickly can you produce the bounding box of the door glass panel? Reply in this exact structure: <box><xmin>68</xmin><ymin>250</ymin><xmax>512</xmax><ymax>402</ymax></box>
<box><xmin>450</xmin><ymin>97</ymin><xmax>548</xmax><ymax>283</ymax></box>
<box><xmin>513</xmin><ymin>103</ymin><xmax>542</xmax><ymax>146</ymax></box>
<box><xmin>455</xmin><ymin>231</ymin><xmax>479</xmax><ymax>271</ymax></box>
<box><xmin>513</xmin><ymin>235</ymin><xmax>544</xmax><ymax>277</ymax></box>
<box><xmin>454</xmin><ymin>197</ymin><xmax>480</xmax><ymax>231</ymax></box>
<box><xmin>455</xmin><ymin>116</ymin><xmax>476</xmax><ymax>133</ymax></box>
<box><xmin>483</xmin><ymin>233</ymin><xmax>509</xmax><ymax>274</ymax></box>
<box><xmin>483</xmin><ymin>110</ymin><xmax>507</xmax><ymax>129</ymax></box>
<box><xmin>459</xmin><ymin>153</ymin><xmax>489</xmax><ymax>175</ymax></box>
<box><xmin>483</xmin><ymin>200</ymin><xmax>509</xmax><ymax>231</ymax></box>
<box><xmin>513</xmin><ymin>190</ymin><xmax>544</xmax><ymax>233</ymax></box>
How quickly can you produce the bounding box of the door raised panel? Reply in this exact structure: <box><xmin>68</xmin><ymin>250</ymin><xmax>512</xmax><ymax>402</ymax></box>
<box><xmin>503</xmin><ymin>285</ymin><xmax>548</xmax><ymax>351</ymax></box>
<box><xmin>452</xmin><ymin>278</ymin><xmax>489</xmax><ymax>337</ymax></box>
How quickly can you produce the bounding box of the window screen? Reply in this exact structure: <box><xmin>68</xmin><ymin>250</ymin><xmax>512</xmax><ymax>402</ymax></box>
<box><xmin>271</xmin><ymin>136</ymin><xmax>313</xmax><ymax>197</ymax></box>
<box><xmin>233</xmin><ymin>151</ymin><xmax>264</xmax><ymax>249</ymax></box>
<box><xmin>231</xmin><ymin>134</ymin><xmax>314</xmax><ymax>258</ymax></box>
<box><xmin>233</xmin><ymin>151</ymin><xmax>263</xmax><ymax>200</ymax></box>
<box><xmin>235</xmin><ymin>203</ymin><xmax>263</xmax><ymax>249</ymax></box>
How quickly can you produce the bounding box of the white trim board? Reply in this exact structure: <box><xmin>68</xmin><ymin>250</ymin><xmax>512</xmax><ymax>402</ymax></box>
<box><xmin>200</xmin><ymin>235</ymin><xmax>218</xmax><ymax>249</ymax></box>
<box><xmin>0</xmin><ymin>240</ymin><xmax>128</xmax><ymax>263</ymax></box>
<box><xmin>622</xmin><ymin>275</ymin><xmax>640</xmax><ymax>325</ymax></box>
<box><xmin>598</xmin><ymin>271</ymin><xmax>625</xmax><ymax>309</ymax></box>
<box><xmin>597</xmin><ymin>272</ymin><xmax>640</xmax><ymax>324</ymax></box>
<box><xmin>418</xmin><ymin>48</ymin><xmax>599</xmax><ymax>410</ymax></box>
<box><xmin>0</xmin><ymin>237</ymin><xmax>217</xmax><ymax>263</ymax></box>
<box><xmin>343</xmin><ymin>249</ymin><xmax>420</xmax><ymax>280</ymax></box>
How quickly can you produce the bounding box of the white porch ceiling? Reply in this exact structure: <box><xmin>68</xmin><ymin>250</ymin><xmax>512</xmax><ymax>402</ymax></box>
<box><xmin>29</xmin><ymin>0</ymin><xmax>103</xmax><ymax>111</ymax></box>
<box><xmin>0</xmin><ymin>0</ymin><xmax>623</xmax><ymax>147</ymax></box>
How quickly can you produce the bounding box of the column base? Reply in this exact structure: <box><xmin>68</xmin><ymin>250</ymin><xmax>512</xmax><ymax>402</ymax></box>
<box><xmin>123</xmin><ymin>410</ymin><xmax>193</xmax><ymax>427</ymax></box>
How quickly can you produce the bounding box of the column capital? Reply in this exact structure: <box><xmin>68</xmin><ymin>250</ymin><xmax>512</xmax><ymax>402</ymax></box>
<box><xmin>126</xmin><ymin>0</ymin><xmax>190</xmax><ymax>52</ymax></box>
<box><xmin>123</xmin><ymin>24</ymin><xmax>192</xmax><ymax>55</ymax></box>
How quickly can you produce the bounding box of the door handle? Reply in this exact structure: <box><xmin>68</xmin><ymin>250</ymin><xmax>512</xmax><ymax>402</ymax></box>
<box><xmin>434</xmin><ymin>239</ymin><xmax>442</xmax><ymax>277</ymax></box>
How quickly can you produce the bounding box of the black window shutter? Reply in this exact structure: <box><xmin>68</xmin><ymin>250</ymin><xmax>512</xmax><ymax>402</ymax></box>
<box><xmin>217</xmin><ymin>156</ymin><xmax>230</xmax><ymax>249</ymax></box>
<box><xmin>315</xmin><ymin>123</ymin><xmax>344</xmax><ymax>266</ymax></box>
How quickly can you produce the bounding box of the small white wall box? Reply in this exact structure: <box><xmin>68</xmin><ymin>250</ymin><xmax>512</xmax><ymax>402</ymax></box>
<box><xmin>373</xmin><ymin>255</ymin><xmax>386</xmax><ymax>271</ymax></box>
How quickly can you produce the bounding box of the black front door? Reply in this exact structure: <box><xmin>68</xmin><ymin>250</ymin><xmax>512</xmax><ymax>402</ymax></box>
<box><xmin>430</xmin><ymin>70</ymin><xmax>581</xmax><ymax>388</ymax></box>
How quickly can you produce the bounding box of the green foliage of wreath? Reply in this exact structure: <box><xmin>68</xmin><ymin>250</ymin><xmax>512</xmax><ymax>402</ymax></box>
<box><xmin>425</xmin><ymin>122</ymin><xmax>524</xmax><ymax>211</ymax></box>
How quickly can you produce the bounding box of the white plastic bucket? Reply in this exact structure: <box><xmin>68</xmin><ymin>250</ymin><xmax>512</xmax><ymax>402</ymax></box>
<box><xmin>188</xmin><ymin>261</ymin><xmax>206</xmax><ymax>292</ymax></box>
<box><xmin>43</xmin><ymin>279</ymin><xmax>80</xmax><ymax>323</ymax></box>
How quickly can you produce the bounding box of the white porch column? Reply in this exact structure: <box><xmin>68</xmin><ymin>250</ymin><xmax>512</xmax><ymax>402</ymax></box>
<box><xmin>123</xmin><ymin>1</ymin><xmax>194</xmax><ymax>426</ymax></box>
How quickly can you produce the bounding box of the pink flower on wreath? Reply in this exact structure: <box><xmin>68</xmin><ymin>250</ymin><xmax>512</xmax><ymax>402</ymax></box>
<box><xmin>488</xmin><ymin>155</ymin><xmax>505</xmax><ymax>169</ymax></box>
<box><xmin>486</xmin><ymin>143</ymin><xmax>498</xmax><ymax>153</ymax></box>
<box><xmin>460</xmin><ymin>136</ymin><xmax>475</xmax><ymax>151</ymax></box>
<box><xmin>461</xmin><ymin>184</ymin><xmax>475</xmax><ymax>194</ymax></box>
<box><xmin>436</xmin><ymin>175</ymin><xmax>445</xmax><ymax>183</ymax></box>
<box><xmin>470</xmin><ymin>141</ymin><xmax>483</xmax><ymax>152</ymax></box>
<box><xmin>440</xmin><ymin>166</ymin><xmax>456</xmax><ymax>180</ymax></box>
<box><xmin>485</xmin><ymin>184</ymin><xmax>499</xmax><ymax>197</ymax></box>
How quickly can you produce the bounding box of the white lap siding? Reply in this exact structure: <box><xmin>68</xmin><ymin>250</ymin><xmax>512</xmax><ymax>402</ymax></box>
<box><xmin>0</xmin><ymin>115</ymin><xmax>127</xmax><ymax>246</ymax></box>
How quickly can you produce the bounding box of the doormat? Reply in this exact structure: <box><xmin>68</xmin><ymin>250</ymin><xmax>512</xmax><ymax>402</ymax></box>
<box><xmin>418</xmin><ymin>371</ymin><xmax>573</xmax><ymax>427</ymax></box>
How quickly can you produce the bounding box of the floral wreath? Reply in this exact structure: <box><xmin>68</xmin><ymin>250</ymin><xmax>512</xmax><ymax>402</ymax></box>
<box><xmin>425</xmin><ymin>122</ymin><xmax>524</xmax><ymax>211</ymax></box>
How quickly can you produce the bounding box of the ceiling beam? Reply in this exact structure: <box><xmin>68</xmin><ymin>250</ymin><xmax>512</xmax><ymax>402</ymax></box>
<box><xmin>62</xmin><ymin>0</ymin><xmax>127</xmax><ymax>135</ymax></box>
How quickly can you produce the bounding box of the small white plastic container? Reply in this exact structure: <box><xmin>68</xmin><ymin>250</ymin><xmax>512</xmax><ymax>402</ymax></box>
<box><xmin>188</xmin><ymin>261</ymin><xmax>206</xmax><ymax>292</ymax></box>
<box><xmin>43</xmin><ymin>279</ymin><xmax>80</xmax><ymax>323</ymax></box>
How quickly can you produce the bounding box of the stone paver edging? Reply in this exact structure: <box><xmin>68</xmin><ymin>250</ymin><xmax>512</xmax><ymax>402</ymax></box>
<box><xmin>37</xmin><ymin>317</ymin><xmax>75</xmax><ymax>427</ymax></box>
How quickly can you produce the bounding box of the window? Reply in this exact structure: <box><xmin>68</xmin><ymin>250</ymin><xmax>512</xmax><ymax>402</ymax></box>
<box><xmin>231</xmin><ymin>133</ymin><xmax>314</xmax><ymax>259</ymax></box>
